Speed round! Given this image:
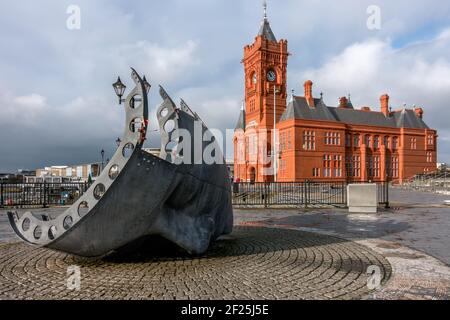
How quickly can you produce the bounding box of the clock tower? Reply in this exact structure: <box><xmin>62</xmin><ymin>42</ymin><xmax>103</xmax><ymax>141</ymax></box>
<box><xmin>234</xmin><ymin>1</ymin><xmax>289</xmax><ymax>183</ymax></box>
<box><xmin>243</xmin><ymin>1</ymin><xmax>288</xmax><ymax>130</ymax></box>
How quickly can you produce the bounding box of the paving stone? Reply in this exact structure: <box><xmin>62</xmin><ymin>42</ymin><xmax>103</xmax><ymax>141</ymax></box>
<box><xmin>0</xmin><ymin>226</ymin><xmax>390</xmax><ymax>300</ymax></box>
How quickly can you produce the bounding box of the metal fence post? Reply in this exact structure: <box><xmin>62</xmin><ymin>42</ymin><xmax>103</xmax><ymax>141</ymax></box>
<box><xmin>385</xmin><ymin>182</ymin><xmax>390</xmax><ymax>209</ymax></box>
<box><xmin>304</xmin><ymin>180</ymin><xmax>308</xmax><ymax>209</ymax></box>
<box><xmin>43</xmin><ymin>181</ymin><xmax>47</xmax><ymax>208</ymax></box>
<box><xmin>0</xmin><ymin>183</ymin><xmax>3</xmax><ymax>208</ymax></box>
<box><xmin>39</xmin><ymin>183</ymin><xmax>43</xmax><ymax>207</ymax></box>
<box><xmin>21</xmin><ymin>184</ymin><xmax>25</xmax><ymax>208</ymax></box>
<box><xmin>264</xmin><ymin>183</ymin><xmax>268</xmax><ymax>208</ymax></box>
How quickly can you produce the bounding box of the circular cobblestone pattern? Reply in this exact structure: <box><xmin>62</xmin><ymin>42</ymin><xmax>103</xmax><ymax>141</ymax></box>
<box><xmin>0</xmin><ymin>227</ymin><xmax>391</xmax><ymax>300</ymax></box>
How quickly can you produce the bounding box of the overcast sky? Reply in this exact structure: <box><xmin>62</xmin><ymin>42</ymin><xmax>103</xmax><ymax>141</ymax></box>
<box><xmin>1</xmin><ymin>0</ymin><xmax>450</xmax><ymax>172</ymax></box>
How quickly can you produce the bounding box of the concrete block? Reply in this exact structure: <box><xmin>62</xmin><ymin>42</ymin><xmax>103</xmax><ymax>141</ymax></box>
<box><xmin>347</xmin><ymin>184</ymin><xmax>378</xmax><ymax>213</ymax></box>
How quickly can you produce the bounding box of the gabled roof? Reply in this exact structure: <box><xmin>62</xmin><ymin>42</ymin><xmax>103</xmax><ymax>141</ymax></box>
<box><xmin>280</xmin><ymin>96</ymin><xmax>336</xmax><ymax>122</ymax></box>
<box><xmin>258</xmin><ymin>19</ymin><xmax>277</xmax><ymax>42</ymax></box>
<box><xmin>393</xmin><ymin>109</ymin><xmax>429</xmax><ymax>129</ymax></box>
<box><xmin>328</xmin><ymin>107</ymin><xmax>398</xmax><ymax>127</ymax></box>
<box><xmin>235</xmin><ymin>109</ymin><xmax>246</xmax><ymax>131</ymax></box>
<box><xmin>280</xmin><ymin>96</ymin><xmax>430</xmax><ymax>129</ymax></box>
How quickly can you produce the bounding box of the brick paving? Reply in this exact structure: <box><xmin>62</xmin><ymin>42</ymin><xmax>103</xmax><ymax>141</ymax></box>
<box><xmin>0</xmin><ymin>188</ymin><xmax>448</xmax><ymax>300</ymax></box>
<box><xmin>235</xmin><ymin>188</ymin><xmax>450</xmax><ymax>265</ymax></box>
<box><xmin>0</xmin><ymin>227</ymin><xmax>391</xmax><ymax>300</ymax></box>
<box><xmin>234</xmin><ymin>188</ymin><xmax>450</xmax><ymax>300</ymax></box>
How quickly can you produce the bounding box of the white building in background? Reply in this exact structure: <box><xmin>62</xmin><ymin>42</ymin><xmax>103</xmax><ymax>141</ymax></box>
<box><xmin>25</xmin><ymin>162</ymin><xmax>103</xmax><ymax>183</ymax></box>
<box><xmin>142</xmin><ymin>148</ymin><xmax>161</xmax><ymax>158</ymax></box>
<box><xmin>142</xmin><ymin>148</ymin><xmax>235</xmax><ymax>180</ymax></box>
<box><xmin>226</xmin><ymin>159</ymin><xmax>234</xmax><ymax>180</ymax></box>
<box><xmin>437</xmin><ymin>163</ymin><xmax>449</xmax><ymax>171</ymax></box>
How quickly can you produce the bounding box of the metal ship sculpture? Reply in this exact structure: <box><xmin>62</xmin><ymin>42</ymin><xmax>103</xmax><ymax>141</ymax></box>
<box><xmin>8</xmin><ymin>69</ymin><xmax>233</xmax><ymax>257</ymax></box>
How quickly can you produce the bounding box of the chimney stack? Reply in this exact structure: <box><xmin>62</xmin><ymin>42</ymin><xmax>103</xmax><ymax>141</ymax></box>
<box><xmin>414</xmin><ymin>107</ymin><xmax>424</xmax><ymax>119</ymax></box>
<box><xmin>380</xmin><ymin>94</ymin><xmax>390</xmax><ymax>117</ymax></box>
<box><xmin>304</xmin><ymin>80</ymin><xmax>314</xmax><ymax>107</ymax></box>
<box><xmin>339</xmin><ymin>96</ymin><xmax>348</xmax><ymax>108</ymax></box>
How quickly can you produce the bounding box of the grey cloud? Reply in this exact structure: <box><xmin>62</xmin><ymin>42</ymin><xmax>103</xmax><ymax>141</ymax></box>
<box><xmin>1</xmin><ymin>0</ymin><xmax>450</xmax><ymax>171</ymax></box>
<box><xmin>299</xmin><ymin>32</ymin><xmax>450</xmax><ymax>163</ymax></box>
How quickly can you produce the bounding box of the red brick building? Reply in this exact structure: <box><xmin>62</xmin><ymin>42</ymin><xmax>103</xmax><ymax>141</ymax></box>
<box><xmin>233</xmin><ymin>8</ymin><xmax>437</xmax><ymax>184</ymax></box>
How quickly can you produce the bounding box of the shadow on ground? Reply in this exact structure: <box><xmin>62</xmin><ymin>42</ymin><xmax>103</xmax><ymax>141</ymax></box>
<box><xmin>100</xmin><ymin>226</ymin><xmax>351</xmax><ymax>264</ymax></box>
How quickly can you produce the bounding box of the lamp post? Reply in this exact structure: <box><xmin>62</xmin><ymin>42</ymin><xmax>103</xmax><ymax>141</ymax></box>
<box><xmin>273</xmin><ymin>84</ymin><xmax>280</xmax><ymax>182</ymax></box>
<box><xmin>113</xmin><ymin>75</ymin><xmax>150</xmax><ymax>105</ymax></box>
<box><xmin>112</xmin><ymin>77</ymin><xmax>126</xmax><ymax>105</ymax></box>
<box><xmin>101</xmin><ymin>149</ymin><xmax>105</xmax><ymax>171</ymax></box>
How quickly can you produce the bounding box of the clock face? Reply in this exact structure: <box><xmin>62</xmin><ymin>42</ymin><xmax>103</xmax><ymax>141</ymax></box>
<box><xmin>252</xmin><ymin>73</ymin><xmax>257</xmax><ymax>84</ymax></box>
<box><xmin>267</xmin><ymin>70</ymin><xmax>276</xmax><ymax>82</ymax></box>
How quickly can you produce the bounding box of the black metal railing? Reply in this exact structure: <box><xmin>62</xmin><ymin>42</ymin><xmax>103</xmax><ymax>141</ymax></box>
<box><xmin>232</xmin><ymin>181</ymin><xmax>389</xmax><ymax>208</ymax></box>
<box><xmin>379</xmin><ymin>182</ymin><xmax>390</xmax><ymax>207</ymax></box>
<box><xmin>1</xmin><ymin>181</ymin><xmax>389</xmax><ymax>209</ymax></box>
<box><xmin>0</xmin><ymin>183</ymin><xmax>90</xmax><ymax>208</ymax></box>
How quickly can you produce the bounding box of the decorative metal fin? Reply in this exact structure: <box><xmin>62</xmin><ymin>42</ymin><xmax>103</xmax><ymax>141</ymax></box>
<box><xmin>159</xmin><ymin>85</ymin><xmax>177</xmax><ymax>109</ymax></box>
<box><xmin>180</xmin><ymin>98</ymin><xmax>196</xmax><ymax>117</ymax></box>
<box><xmin>180</xmin><ymin>99</ymin><xmax>189</xmax><ymax>112</ymax></box>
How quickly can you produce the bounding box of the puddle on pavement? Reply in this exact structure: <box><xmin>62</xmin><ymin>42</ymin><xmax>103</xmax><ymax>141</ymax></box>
<box><xmin>384</xmin><ymin>252</ymin><xmax>426</xmax><ymax>260</ymax></box>
<box><xmin>377</xmin><ymin>242</ymin><xmax>403</xmax><ymax>249</ymax></box>
<box><xmin>347</xmin><ymin>214</ymin><xmax>380</xmax><ymax>222</ymax></box>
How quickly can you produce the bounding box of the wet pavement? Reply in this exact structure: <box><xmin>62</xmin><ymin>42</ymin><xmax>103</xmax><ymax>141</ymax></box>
<box><xmin>233</xmin><ymin>188</ymin><xmax>450</xmax><ymax>299</ymax></box>
<box><xmin>235</xmin><ymin>188</ymin><xmax>450</xmax><ymax>265</ymax></box>
<box><xmin>0</xmin><ymin>187</ymin><xmax>449</xmax><ymax>300</ymax></box>
<box><xmin>0</xmin><ymin>227</ymin><xmax>392</xmax><ymax>300</ymax></box>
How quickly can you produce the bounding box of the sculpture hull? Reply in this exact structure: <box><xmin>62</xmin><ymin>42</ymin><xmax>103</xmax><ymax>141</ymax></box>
<box><xmin>8</xmin><ymin>69</ymin><xmax>233</xmax><ymax>257</ymax></box>
<box><xmin>47</xmin><ymin>151</ymin><xmax>233</xmax><ymax>257</ymax></box>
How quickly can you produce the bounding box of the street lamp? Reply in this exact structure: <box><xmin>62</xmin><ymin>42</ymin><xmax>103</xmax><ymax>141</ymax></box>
<box><xmin>101</xmin><ymin>149</ymin><xmax>105</xmax><ymax>171</ymax></box>
<box><xmin>112</xmin><ymin>77</ymin><xmax>126</xmax><ymax>104</ymax></box>
<box><xmin>273</xmin><ymin>84</ymin><xmax>280</xmax><ymax>182</ymax></box>
<box><xmin>113</xmin><ymin>75</ymin><xmax>150</xmax><ymax>106</ymax></box>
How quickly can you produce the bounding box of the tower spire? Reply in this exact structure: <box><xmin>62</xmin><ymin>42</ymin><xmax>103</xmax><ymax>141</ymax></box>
<box><xmin>263</xmin><ymin>0</ymin><xmax>267</xmax><ymax>20</ymax></box>
<box><xmin>258</xmin><ymin>0</ymin><xmax>277</xmax><ymax>41</ymax></box>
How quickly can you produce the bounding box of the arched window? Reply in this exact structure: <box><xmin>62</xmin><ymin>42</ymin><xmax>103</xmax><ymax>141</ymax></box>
<box><xmin>251</xmin><ymin>72</ymin><xmax>257</xmax><ymax>86</ymax></box>
<box><xmin>392</xmin><ymin>137</ymin><xmax>398</xmax><ymax>149</ymax></box>
<box><xmin>374</xmin><ymin>136</ymin><xmax>379</xmax><ymax>149</ymax></box>
<box><xmin>346</xmin><ymin>134</ymin><xmax>351</xmax><ymax>147</ymax></box>
<box><xmin>353</xmin><ymin>134</ymin><xmax>360</xmax><ymax>147</ymax></box>
<box><xmin>384</xmin><ymin>136</ymin><xmax>390</xmax><ymax>148</ymax></box>
<box><xmin>365</xmin><ymin>135</ymin><xmax>371</xmax><ymax>147</ymax></box>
